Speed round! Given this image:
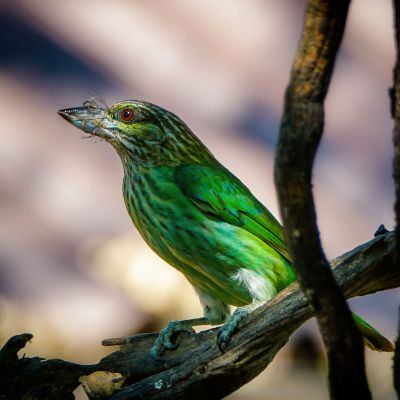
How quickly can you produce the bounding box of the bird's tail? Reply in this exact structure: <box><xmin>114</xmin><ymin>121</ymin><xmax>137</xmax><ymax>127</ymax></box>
<box><xmin>352</xmin><ymin>313</ymin><xmax>394</xmax><ymax>352</ymax></box>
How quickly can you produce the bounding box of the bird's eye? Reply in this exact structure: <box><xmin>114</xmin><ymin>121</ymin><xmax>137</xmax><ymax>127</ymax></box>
<box><xmin>120</xmin><ymin>108</ymin><xmax>135</xmax><ymax>123</ymax></box>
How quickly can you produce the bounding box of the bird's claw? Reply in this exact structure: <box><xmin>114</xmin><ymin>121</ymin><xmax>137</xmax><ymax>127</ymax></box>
<box><xmin>217</xmin><ymin>320</ymin><xmax>238</xmax><ymax>352</ymax></box>
<box><xmin>217</xmin><ymin>302</ymin><xmax>262</xmax><ymax>352</ymax></box>
<box><xmin>150</xmin><ymin>321</ymin><xmax>195</xmax><ymax>360</ymax></box>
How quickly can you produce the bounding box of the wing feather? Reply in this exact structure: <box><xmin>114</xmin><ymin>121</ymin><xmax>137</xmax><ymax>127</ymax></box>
<box><xmin>174</xmin><ymin>164</ymin><xmax>291</xmax><ymax>261</ymax></box>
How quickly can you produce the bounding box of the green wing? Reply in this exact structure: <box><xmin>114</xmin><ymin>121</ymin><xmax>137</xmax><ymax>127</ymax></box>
<box><xmin>174</xmin><ymin>164</ymin><xmax>291</xmax><ymax>262</ymax></box>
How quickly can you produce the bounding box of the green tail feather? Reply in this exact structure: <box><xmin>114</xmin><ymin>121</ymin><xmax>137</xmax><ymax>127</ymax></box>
<box><xmin>352</xmin><ymin>313</ymin><xmax>394</xmax><ymax>352</ymax></box>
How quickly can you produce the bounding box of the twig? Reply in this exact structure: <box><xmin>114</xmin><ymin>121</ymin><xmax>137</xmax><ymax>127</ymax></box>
<box><xmin>0</xmin><ymin>232</ymin><xmax>397</xmax><ymax>400</ymax></box>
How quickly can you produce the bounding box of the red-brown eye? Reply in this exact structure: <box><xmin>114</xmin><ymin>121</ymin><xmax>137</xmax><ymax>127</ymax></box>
<box><xmin>120</xmin><ymin>108</ymin><xmax>134</xmax><ymax>122</ymax></box>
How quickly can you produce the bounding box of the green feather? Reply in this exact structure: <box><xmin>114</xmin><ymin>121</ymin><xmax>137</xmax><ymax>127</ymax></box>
<box><xmin>352</xmin><ymin>313</ymin><xmax>394</xmax><ymax>352</ymax></box>
<box><xmin>175</xmin><ymin>164</ymin><xmax>291</xmax><ymax>262</ymax></box>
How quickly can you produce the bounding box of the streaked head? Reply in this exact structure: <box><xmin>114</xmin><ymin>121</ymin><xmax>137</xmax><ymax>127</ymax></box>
<box><xmin>58</xmin><ymin>99</ymin><xmax>215</xmax><ymax>167</ymax></box>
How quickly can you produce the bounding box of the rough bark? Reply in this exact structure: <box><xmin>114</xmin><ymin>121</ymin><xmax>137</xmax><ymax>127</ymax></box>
<box><xmin>274</xmin><ymin>0</ymin><xmax>373</xmax><ymax>398</ymax></box>
<box><xmin>393</xmin><ymin>0</ymin><xmax>400</xmax><ymax>265</ymax></box>
<box><xmin>0</xmin><ymin>231</ymin><xmax>397</xmax><ymax>400</ymax></box>
<box><xmin>391</xmin><ymin>0</ymin><xmax>400</xmax><ymax>395</ymax></box>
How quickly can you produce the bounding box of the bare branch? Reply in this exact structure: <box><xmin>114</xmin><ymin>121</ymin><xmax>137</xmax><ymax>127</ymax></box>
<box><xmin>274</xmin><ymin>0</ymin><xmax>374</xmax><ymax>398</ymax></box>
<box><xmin>395</xmin><ymin>308</ymin><xmax>400</xmax><ymax>396</ymax></box>
<box><xmin>391</xmin><ymin>0</ymin><xmax>400</xmax><ymax>395</ymax></box>
<box><xmin>392</xmin><ymin>1</ymin><xmax>400</xmax><ymax>264</ymax></box>
<box><xmin>1</xmin><ymin>232</ymin><xmax>397</xmax><ymax>400</ymax></box>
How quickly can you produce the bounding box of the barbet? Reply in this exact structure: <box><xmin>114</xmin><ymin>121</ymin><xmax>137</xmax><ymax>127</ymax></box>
<box><xmin>59</xmin><ymin>99</ymin><xmax>394</xmax><ymax>358</ymax></box>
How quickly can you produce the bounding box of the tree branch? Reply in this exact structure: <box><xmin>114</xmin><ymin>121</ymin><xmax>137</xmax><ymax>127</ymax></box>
<box><xmin>1</xmin><ymin>231</ymin><xmax>397</xmax><ymax>400</ymax></box>
<box><xmin>392</xmin><ymin>1</ymin><xmax>400</xmax><ymax>269</ymax></box>
<box><xmin>391</xmin><ymin>0</ymin><xmax>400</xmax><ymax>395</ymax></box>
<box><xmin>274</xmin><ymin>1</ymin><xmax>373</xmax><ymax>398</ymax></box>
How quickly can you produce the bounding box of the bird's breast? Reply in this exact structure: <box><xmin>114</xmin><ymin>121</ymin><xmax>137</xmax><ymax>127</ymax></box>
<box><xmin>122</xmin><ymin>166</ymin><xmax>204</xmax><ymax>262</ymax></box>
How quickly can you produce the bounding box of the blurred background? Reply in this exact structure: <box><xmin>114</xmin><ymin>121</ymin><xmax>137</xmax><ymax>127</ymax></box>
<box><xmin>0</xmin><ymin>0</ymin><xmax>398</xmax><ymax>398</ymax></box>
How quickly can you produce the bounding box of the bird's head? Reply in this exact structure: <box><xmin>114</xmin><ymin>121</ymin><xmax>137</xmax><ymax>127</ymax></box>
<box><xmin>58</xmin><ymin>99</ymin><xmax>215</xmax><ymax>167</ymax></box>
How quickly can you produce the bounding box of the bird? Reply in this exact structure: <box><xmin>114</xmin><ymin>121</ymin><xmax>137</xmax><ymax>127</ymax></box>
<box><xmin>58</xmin><ymin>98</ymin><xmax>394</xmax><ymax>359</ymax></box>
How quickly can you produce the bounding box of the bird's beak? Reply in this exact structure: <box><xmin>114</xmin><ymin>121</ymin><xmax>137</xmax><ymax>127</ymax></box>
<box><xmin>58</xmin><ymin>106</ymin><xmax>115</xmax><ymax>140</ymax></box>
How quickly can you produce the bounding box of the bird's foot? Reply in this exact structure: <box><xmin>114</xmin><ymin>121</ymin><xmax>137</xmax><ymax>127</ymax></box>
<box><xmin>151</xmin><ymin>320</ymin><xmax>195</xmax><ymax>360</ymax></box>
<box><xmin>217</xmin><ymin>301</ymin><xmax>263</xmax><ymax>351</ymax></box>
<box><xmin>217</xmin><ymin>311</ymin><xmax>244</xmax><ymax>351</ymax></box>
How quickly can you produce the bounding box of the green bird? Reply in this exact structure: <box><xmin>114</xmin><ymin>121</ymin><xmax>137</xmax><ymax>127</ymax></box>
<box><xmin>58</xmin><ymin>99</ymin><xmax>394</xmax><ymax>358</ymax></box>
